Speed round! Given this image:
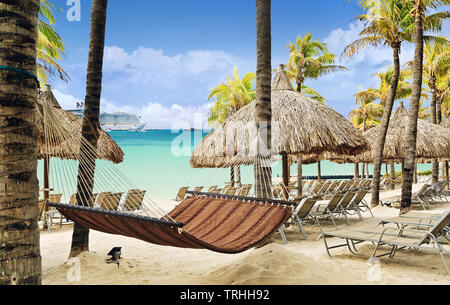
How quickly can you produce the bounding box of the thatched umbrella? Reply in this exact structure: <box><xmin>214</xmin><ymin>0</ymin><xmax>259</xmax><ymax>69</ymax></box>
<box><xmin>37</xmin><ymin>86</ymin><xmax>124</xmax><ymax>202</ymax></box>
<box><xmin>441</xmin><ymin>117</ymin><xmax>450</xmax><ymax>180</ymax></box>
<box><xmin>355</xmin><ymin>102</ymin><xmax>450</xmax><ymax>164</ymax></box>
<box><xmin>190</xmin><ymin>67</ymin><xmax>369</xmax><ymax>194</ymax></box>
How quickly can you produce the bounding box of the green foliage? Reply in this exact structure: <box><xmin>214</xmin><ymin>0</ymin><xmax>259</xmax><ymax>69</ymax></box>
<box><xmin>417</xmin><ymin>170</ymin><xmax>432</xmax><ymax>176</ymax></box>
<box><xmin>207</xmin><ymin>67</ymin><xmax>256</xmax><ymax>127</ymax></box>
<box><xmin>38</xmin><ymin>0</ymin><xmax>69</xmax><ymax>85</ymax></box>
<box><xmin>284</xmin><ymin>33</ymin><xmax>347</xmax><ymax>102</ymax></box>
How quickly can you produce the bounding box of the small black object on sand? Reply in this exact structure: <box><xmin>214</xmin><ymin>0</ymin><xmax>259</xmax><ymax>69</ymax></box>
<box><xmin>106</xmin><ymin>247</ymin><xmax>122</xmax><ymax>268</ymax></box>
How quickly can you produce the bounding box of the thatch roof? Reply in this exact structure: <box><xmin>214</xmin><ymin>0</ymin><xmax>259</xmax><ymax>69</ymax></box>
<box><xmin>36</xmin><ymin>86</ymin><xmax>124</xmax><ymax>164</ymax></box>
<box><xmin>190</xmin><ymin>68</ymin><xmax>369</xmax><ymax>168</ymax></box>
<box><xmin>355</xmin><ymin>102</ymin><xmax>450</xmax><ymax>163</ymax></box>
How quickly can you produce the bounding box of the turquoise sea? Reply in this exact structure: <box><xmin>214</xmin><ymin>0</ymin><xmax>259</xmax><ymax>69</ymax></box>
<box><xmin>38</xmin><ymin>130</ymin><xmax>432</xmax><ymax>200</ymax></box>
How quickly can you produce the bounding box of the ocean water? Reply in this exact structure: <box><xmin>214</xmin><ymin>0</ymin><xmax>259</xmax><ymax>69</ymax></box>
<box><xmin>38</xmin><ymin>130</ymin><xmax>432</xmax><ymax>200</ymax></box>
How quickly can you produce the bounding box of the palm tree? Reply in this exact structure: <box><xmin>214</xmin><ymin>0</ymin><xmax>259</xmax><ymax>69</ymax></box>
<box><xmin>401</xmin><ymin>0</ymin><xmax>449</xmax><ymax>213</ymax></box>
<box><xmin>349</xmin><ymin>97</ymin><xmax>384</xmax><ymax>131</ymax></box>
<box><xmin>285</xmin><ymin>33</ymin><xmax>347</xmax><ymax>94</ymax></box>
<box><xmin>207</xmin><ymin>67</ymin><xmax>256</xmax><ymax>126</ymax></box>
<box><xmin>255</xmin><ymin>0</ymin><xmax>272</xmax><ymax>199</ymax></box>
<box><xmin>207</xmin><ymin>67</ymin><xmax>255</xmax><ymax>185</ymax></box>
<box><xmin>0</xmin><ymin>0</ymin><xmax>41</xmax><ymax>284</ymax></box>
<box><xmin>343</xmin><ymin>0</ymin><xmax>418</xmax><ymax>207</ymax></box>
<box><xmin>356</xmin><ymin>68</ymin><xmax>413</xmax><ymax>106</ymax></box>
<box><xmin>70</xmin><ymin>0</ymin><xmax>108</xmax><ymax>257</ymax></box>
<box><xmin>421</xmin><ymin>40</ymin><xmax>449</xmax><ymax>182</ymax></box>
<box><xmin>38</xmin><ymin>0</ymin><xmax>69</xmax><ymax>85</ymax></box>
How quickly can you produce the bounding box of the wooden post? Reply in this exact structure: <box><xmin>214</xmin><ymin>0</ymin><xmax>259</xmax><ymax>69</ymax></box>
<box><xmin>43</xmin><ymin>156</ymin><xmax>50</xmax><ymax>229</ymax></box>
<box><xmin>43</xmin><ymin>156</ymin><xmax>49</xmax><ymax>205</ymax></box>
<box><xmin>282</xmin><ymin>153</ymin><xmax>289</xmax><ymax>198</ymax></box>
<box><xmin>297</xmin><ymin>154</ymin><xmax>302</xmax><ymax>197</ymax></box>
<box><xmin>354</xmin><ymin>162</ymin><xmax>359</xmax><ymax>179</ymax></box>
<box><xmin>365</xmin><ymin>163</ymin><xmax>370</xmax><ymax>179</ymax></box>
<box><xmin>317</xmin><ymin>161</ymin><xmax>321</xmax><ymax>182</ymax></box>
<box><xmin>413</xmin><ymin>162</ymin><xmax>418</xmax><ymax>184</ymax></box>
<box><xmin>361</xmin><ymin>162</ymin><xmax>365</xmax><ymax>178</ymax></box>
<box><xmin>445</xmin><ymin>161</ymin><xmax>449</xmax><ymax>182</ymax></box>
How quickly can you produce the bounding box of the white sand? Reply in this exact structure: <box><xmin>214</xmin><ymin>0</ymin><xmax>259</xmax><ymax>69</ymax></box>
<box><xmin>41</xmin><ymin>182</ymin><xmax>450</xmax><ymax>285</ymax></box>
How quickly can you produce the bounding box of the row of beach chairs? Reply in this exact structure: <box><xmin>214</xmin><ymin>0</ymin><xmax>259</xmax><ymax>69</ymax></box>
<box><xmin>175</xmin><ymin>184</ymin><xmax>253</xmax><ymax>201</ymax></box>
<box><xmin>280</xmin><ymin>188</ymin><xmax>373</xmax><ymax>241</ymax></box>
<box><xmin>40</xmin><ymin>189</ymin><xmax>147</xmax><ymax>231</ymax></box>
<box><xmin>382</xmin><ymin>181</ymin><xmax>449</xmax><ymax>210</ymax></box>
<box><xmin>273</xmin><ymin>179</ymin><xmax>373</xmax><ymax>201</ymax></box>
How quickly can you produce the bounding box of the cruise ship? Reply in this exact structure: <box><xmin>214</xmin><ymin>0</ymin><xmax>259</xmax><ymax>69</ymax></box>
<box><xmin>68</xmin><ymin>102</ymin><xmax>146</xmax><ymax>131</ymax></box>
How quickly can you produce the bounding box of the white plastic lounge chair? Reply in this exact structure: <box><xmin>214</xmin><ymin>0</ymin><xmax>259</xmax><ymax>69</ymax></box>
<box><xmin>322</xmin><ymin>210</ymin><xmax>450</xmax><ymax>275</ymax></box>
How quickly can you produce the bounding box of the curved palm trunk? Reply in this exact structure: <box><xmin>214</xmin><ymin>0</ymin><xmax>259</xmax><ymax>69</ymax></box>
<box><xmin>70</xmin><ymin>0</ymin><xmax>108</xmax><ymax>257</ymax></box>
<box><xmin>370</xmin><ymin>46</ymin><xmax>401</xmax><ymax>207</ymax></box>
<box><xmin>430</xmin><ymin>81</ymin><xmax>439</xmax><ymax>183</ymax></box>
<box><xmin>0</xmin><ymin>0</ymin><xmax>41</xmax><ymax>284</ymax></box>
<box><xmin>254</xmin><ymin>0</ymin><xmax>272</xmax><ymax>199</ymax></box>
<box><xmin>401</xmin><ymin>6</ymin><xmax>424</xmax><ymax>214</ymax></box>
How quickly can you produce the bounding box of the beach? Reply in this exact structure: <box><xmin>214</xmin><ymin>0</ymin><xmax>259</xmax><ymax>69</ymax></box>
<box><xmin>41</xmin><ymin>181</ymin><xmax>450</xmax><ymax>285</ymax></box>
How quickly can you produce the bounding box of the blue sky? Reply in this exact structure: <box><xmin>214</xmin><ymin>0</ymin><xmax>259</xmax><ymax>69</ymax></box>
<box><xmin>49</xmin><ymin>0</ymin><xmax>448</xmax><ymax>129</ymax></box>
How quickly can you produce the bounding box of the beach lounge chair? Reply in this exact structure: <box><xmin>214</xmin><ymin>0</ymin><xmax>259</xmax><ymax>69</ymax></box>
<box><xmin>123</xmin><ymin>189</ymin><xmax>146</xmax><ymax>212</ymax></box>
<box><xmin>284</xmin><ymin>197</ymin><xmax>319</xmax><ymax>239</ymax></box>
<box><xmin>236</xmin><ymin>185</ymin><xmax>251</xmax><ymax>197</ymax></box>
<box><xmin>333</xmin><ymin>191</ymin><xmax>357</xmax><ymax>225</ymax></box>
<box><xmin>322</xmin><ymin>210</ymin><xmax>450</xmax><ymax>274</ymax></box>
<box><xmin>100</xmin><ymin>192</ymin><xmax>123</xmax><ymax>211</ymax></box>
<box><xmin>307</xmin><ymin>181</ymin><xmax>325</xmax><ymax>196</ymax></box>
<box><xmin>312</xmin><ymin>192</ymin><xmax>345</xmax><ymax>231</ymax></box>
<box><xmin>207</xmin><ymin>185</ymin><xmax>218</xmax><ymax>193</ymax></box>
<box><xmin>174</xmin><ymin>187</ymin><xmax>189</xmax><ymax>201</ymax></box>
<box><xmin>38</xmin><ymin>199</ymin><xmax>47</xmax><ymax>222</ymax></box>
<box><xmin>347</xmin><ymin>189</ymin><xmax>373</xmax><ymax>218</ymax></box>
<box><xmin>224</xmin><ymin>187</ymin><xmax>237</xmax><ymax>196</ymax></box>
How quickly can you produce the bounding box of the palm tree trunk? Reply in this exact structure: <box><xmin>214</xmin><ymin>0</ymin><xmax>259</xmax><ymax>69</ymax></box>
<box><xmin>70</xmin><ymin>0</ymin><xmax>108</xmax><ymax>257</ymax></box>
<box><xmin>297</xmin><ymin>154</ymin><xmax>302</xmax><ymax>197</ymax></box>
<box><xmin>436</xmin><ymin>100</ymin><xmax>442</xmax><ymax>124</ymax></box>
<box><xmin>0</xmin><ymin>0</ymin><xmax>41</xmax><ymax>285</ymax></box>
<box><xmin>390</xmin><ymin>160</ymin><xmax>396</xmax><ymax>190</ymax></box>
<box><xmin>254</xmin><ymin>0</ymin><xmax>272</xmax><ymax>199</ymax></box>
<box><xmin>370</xmin><ymin>46</ymin><xmax>401</xmax><ymax>207</ymax></box>
<box><xmin>430</xmin><ymin>82</ymin><xmax>439</xmax><ymax>183</ymax></box>
<box><xmin>401</xmin><ymin>5</ymin><xmax>424</xmax><ymax>214</ymax></box>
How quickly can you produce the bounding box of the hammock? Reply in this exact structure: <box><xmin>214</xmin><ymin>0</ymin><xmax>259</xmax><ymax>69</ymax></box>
<box><xmin>49</xmin><ymin>193</ymin><xmax>292</xmax><ymax>254</ymax></box>
<box><xmin>40</xmin><ymin>88</ymin><xmax>289</xmax><ymax>254</ymax></box>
